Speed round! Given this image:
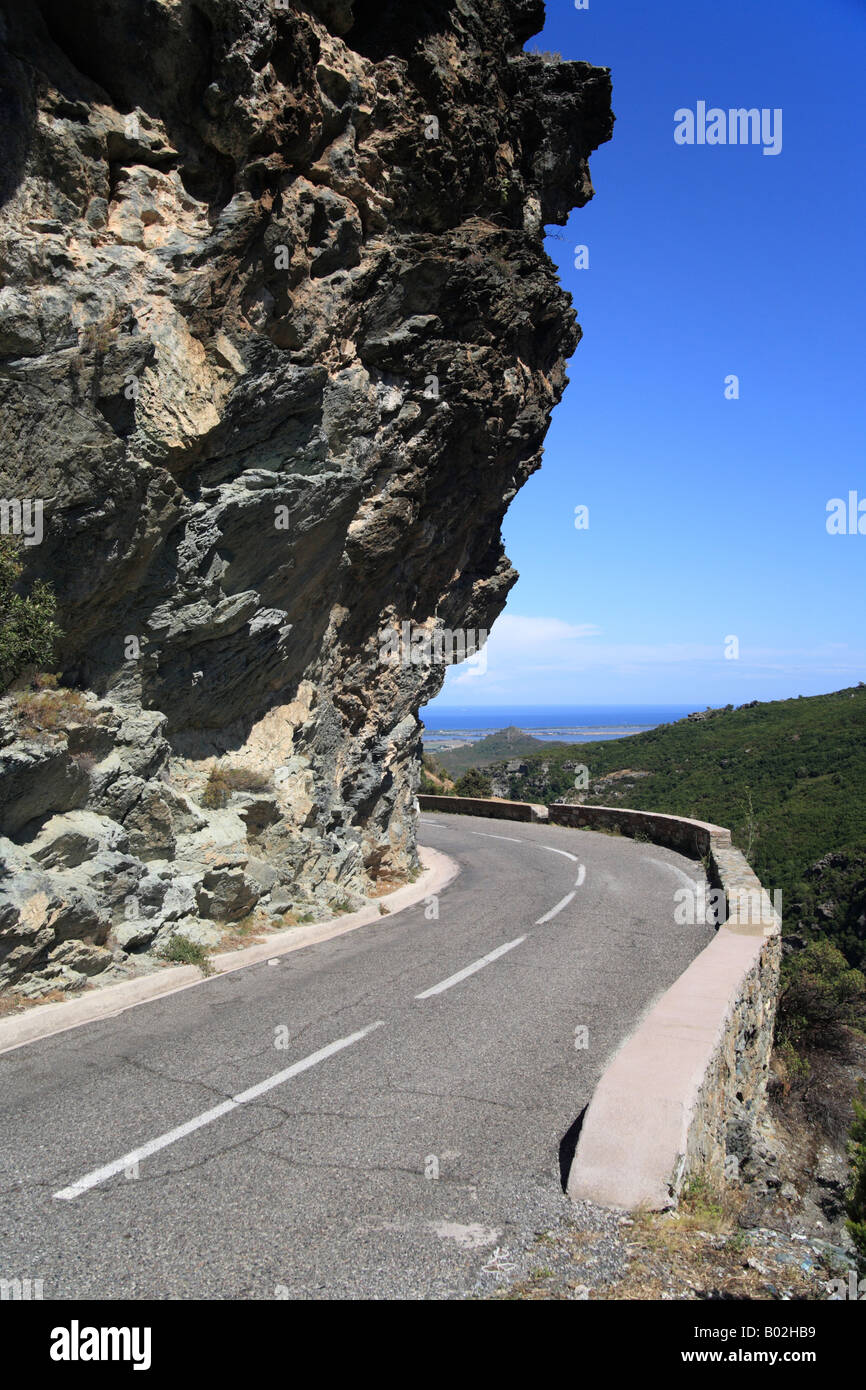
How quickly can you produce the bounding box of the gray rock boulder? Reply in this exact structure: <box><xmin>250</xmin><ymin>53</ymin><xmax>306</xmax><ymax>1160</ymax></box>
<box><xmin>196</xmin><ymin>857</ymin><xmax>261</xmax><ymax>923</ymax></box>
<box><xmin>28</xmin><ymin>811</ymin><xmax>129</xmax><ymax>869</ymax></box>
<box><xmin>11</xmin><ymin>965</ymin><xmax>89</xmax><ymax>999</ymax></box>
<box><xmin>47</xmin><ymin>939</ymin><xmax>114</xmax><ymax>977</ymax></box>
<box><xmin>0</xmin><ymin>867</ymin><xmax>110</xmax><ymax>986</ymax></box>
<box><xmin>0</xmin><ymin>743</ymin><xmax>90</xmax><ymax>837</ymax></box>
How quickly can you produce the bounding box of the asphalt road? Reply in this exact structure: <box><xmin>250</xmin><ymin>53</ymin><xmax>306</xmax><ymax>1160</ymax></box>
<box><xmin>0</xmin><ymin>813</ymin><xmax>714</xmax><ymax>1300</ymax></box>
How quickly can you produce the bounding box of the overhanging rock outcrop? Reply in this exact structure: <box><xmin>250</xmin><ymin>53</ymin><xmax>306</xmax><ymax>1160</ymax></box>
<box><xmin>0</xmin><ymin>1</ymin><xmax>613</xmax><ymax>986</ymax></box>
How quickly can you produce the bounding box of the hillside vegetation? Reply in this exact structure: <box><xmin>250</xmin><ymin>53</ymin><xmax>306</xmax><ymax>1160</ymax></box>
<box><xmin>454</xmin><ymin>686</ymin><xmax>866</xmax><ymax>968</ymax></box>
<box><xmin>425</xmin><ymin>725</ymin><xmax>565</xmax><ymax>776</ymax></box>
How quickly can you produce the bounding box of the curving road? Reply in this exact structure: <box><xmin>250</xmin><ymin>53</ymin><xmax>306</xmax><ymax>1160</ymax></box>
<box><xmin>0</xmin><ymin>813</ymin><xmax>714</xmax><ymax>1300</ymax></box>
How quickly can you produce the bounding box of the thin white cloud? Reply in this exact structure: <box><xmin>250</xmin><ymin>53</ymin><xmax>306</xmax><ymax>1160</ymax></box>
<box><xmin>439</xmin><ymin>614</ymin><xmax>866</xmax><ymax>700</ymax></box>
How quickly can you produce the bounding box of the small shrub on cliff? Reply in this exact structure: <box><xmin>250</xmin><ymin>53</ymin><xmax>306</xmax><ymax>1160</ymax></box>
<box><xmin>13</xmin><ymin>685</ymin><xmax>96</xmax><ymax>740</ymax></box>
<box><xmin>202</xmin><ymin>768</ymin><xmax>231</xmax><ymax>809</ymax></box>
<box><xmin>773</xmin><ymin>1037</ymin><xmax>812</xmax><ymax>1088</ymax></box>
<box><xmin>775</xmin><ymin>939</ymin><xmax>866</xmax><ymax>1055</ymax></box>
<box><xmin>203</xmin><ymin>768</ymin><xmax>231</xmax><ymax>809</ymax></box>
<box><xmin>224</xmin><ymin>767</ymin><xmax>271</xmax><ymax>792</ymax></box>
<box><xmin>0</xmin><ymin>536</ymin><xmax>60</xmax><ymax>692</ymax></box>
<box><xmin>202</xmin><ymin>764</ymin><xmax>272</xmax><ymax>809</ymax></box>
<box><xmin>679</xmin><ymin>1172</ymin><xmax>724</xmax><ymax>1226</ymax></box>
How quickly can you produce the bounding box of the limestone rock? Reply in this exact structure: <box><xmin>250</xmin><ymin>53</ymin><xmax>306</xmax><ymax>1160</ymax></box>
<box><xmin>121</xmin><ymin>786</ymin><xmax>176</xmax><ymax>861</ymax></box>
<box><xmin>268</xmin><ymin>887</ymin><xmax>296</xmax><ymax>916</ymax></box>
<box><xmin>0</xmin><ymin>872</ymin><xmax>58</xmax><ymax>985</ymax></box>
<box><xmin>154</xmin><ymin>918</ymin><xmax>222</xmax><ymax>951</ymax></box>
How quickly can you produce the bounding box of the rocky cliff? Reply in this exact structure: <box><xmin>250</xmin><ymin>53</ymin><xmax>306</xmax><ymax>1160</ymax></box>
<box><xmin>0</xmin><ymin>0</ymin><xmax>612</xmax><ymax>993</ymax></box>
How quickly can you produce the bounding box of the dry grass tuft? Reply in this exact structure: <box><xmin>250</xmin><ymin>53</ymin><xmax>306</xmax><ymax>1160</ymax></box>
<box><xmin>12</xmin><ymin>685</ymin><xmax>96</xmax><ymax>740</ymax></box>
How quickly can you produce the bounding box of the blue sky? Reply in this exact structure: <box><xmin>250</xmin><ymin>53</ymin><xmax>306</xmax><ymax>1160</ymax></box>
<box><xmin>424</xmin><ymin>0</ymin><xmax>866</xmax><ymax>712</ymax></box>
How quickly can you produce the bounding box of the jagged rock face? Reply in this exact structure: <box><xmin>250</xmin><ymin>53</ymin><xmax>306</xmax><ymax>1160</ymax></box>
<box><xmin>0</xmin><ymin>0</ymin><xmax>612</xmax><ymax>894</ymax></box>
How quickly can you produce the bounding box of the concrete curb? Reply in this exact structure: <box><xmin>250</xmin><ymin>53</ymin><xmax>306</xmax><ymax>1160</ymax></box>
<box><xmin>0</xmin><ymin>845</ymin><xmax>459</xmax><ymax>1057</ymax></box>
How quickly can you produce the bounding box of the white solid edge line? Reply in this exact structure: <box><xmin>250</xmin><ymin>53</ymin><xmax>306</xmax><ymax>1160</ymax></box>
<box><xmin>535</xmin><ymin>891</ymin><xmax>576</xmax><ymax>925</ymax></box>
<box><xmin>53</xmin><ymin>1020</ymin><xmax>385</xmax><ymax>1201</ymax></box>
<box><xmin>540</xmin><ymin>844</ymin><xmax>579</xmax><ymax>862</ymax></box>
<box><xmin>576</xmin><ymin>864</ymin><xmax>586</xmax><ymax>886</ymax></box>
<box><xmin>414</xmin><ymin>936</ymin><xmax>526</xmax><ymax>999</ymax></box>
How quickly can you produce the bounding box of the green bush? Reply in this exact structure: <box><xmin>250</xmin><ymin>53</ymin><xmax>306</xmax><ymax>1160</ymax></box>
<box><xmin>455</xmin><ymin>767</ymin><xmax>493</xmax><ymax>798</ymax></box>
<box><xmin>775</xmin><ymin>940</ymin><xmax>866</xmax><ymax>1054</ymax></box>
<box><xmin>0</xmin><ymin>536</ymin><xmax>60</xmax><ymax>692</ymax></box>
<box><xmin>774</xmin><ymin>1037</ymin><xmax>811</xmax><ymax>1083</ymax></box>
<box><xmin>159</xmin><ymin>934</ymin><xmax>213</xmax><ymax>976</ymax></box>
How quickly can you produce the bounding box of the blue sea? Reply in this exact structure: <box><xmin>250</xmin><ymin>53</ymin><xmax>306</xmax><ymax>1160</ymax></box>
<box><xmin>418</xmin><ymin>704</ymin><xmax>695</xmax><ymax>747</ymax></box>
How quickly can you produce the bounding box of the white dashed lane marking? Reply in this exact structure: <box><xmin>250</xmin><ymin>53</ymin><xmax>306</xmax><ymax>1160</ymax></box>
<box><xmin>420</xmin><ymin>819</ymin><xmax>589</xmax><ymax>929</ymax></box>
<box><xmin>54</xmin><ymin>1021</ymin><xmax>386</xmax><ymax>1201</ymax></box>
<box><xmin>414</xmin><ymin>937</ymin><xmax>526</xmax><ymax>1000</ymax></box>
<box><xmin>467</xmin><ymin>830</ymin><xmax>525</xmax><ymax>843</ymax></box>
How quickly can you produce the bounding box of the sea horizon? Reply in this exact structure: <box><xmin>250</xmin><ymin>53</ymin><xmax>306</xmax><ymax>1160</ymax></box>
<box><xmin>419</xmin><ymin>703</ymin><xmax>697</xmax><ymax>746</ymax></box>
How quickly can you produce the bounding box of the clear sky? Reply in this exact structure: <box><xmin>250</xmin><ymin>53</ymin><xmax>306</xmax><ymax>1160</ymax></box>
<box><xmin>425</xmin><ymin>0</ymin><xmax>866</xmax><ymax>711</ymax></box>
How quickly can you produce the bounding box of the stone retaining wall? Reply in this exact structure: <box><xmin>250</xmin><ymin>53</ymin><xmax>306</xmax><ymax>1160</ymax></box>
<box><xmin>547</xmin><ymin>803</ymin><xmax>722</xmax><ymax>858</ymax></box>
<box><xmin>418</xmin><ymin>794</ymin><xmax>546</xmax><ymax>822</ymax></box>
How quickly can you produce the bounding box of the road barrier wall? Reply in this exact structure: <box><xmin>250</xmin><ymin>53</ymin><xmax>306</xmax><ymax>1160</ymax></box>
<box><xmin>418</xmin><ymin>794</ymin><xmax>546</xmax><ymax>822</ymax></box>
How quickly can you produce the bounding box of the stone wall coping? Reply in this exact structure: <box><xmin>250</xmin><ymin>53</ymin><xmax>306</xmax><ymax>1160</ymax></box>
<box><xmin>567</xmin><ymin>927</ymin><xmax>766</xmax><ymax>1209</ymax></box>
<box><xmin>552</xmin><ymin>803</ymin><xmax>732</xmax><ymax>837</ymax></box>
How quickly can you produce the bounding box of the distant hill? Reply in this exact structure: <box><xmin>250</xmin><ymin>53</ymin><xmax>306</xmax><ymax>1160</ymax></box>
<box><xmin>455</xmin><ymin>688</ymin><xmax>866</xmax><ymax>968</ymax></box>
<box><xmin>428</xmin><ymin>725</ymin><xmax>567</xmax><ymax>776</ymax></box>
